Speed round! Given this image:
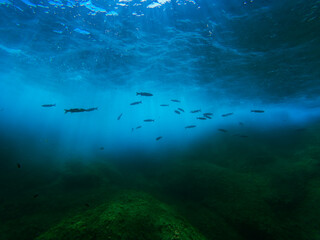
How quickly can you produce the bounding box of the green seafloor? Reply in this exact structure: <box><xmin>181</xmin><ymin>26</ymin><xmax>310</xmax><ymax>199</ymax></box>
<box><xmin>1</xmin><ymin>123</ymin><xmax>320</xmax><ymax>240</ymax></box>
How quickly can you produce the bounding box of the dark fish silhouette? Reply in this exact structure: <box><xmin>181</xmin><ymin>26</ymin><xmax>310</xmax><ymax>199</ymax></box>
<box><xmin>218</xmin><ymin>129</ymin><xmax>228</xmax><ymax>132</ymax></box>
<box><xmin>239</xmin><ymin>122</ymin><xmax>244</xmax><ymax>126</ymax></box>
<box><xmin>64</xmin><ymin>108</ymin><xmax>98</xmax><ymax>113</ymax></box>
<box><xmin>33</xmin><ymin>194</ymin><xmax>39</xmax><ymax>198</ymax></box>
<box><xmin>203</xmin><ymin>113</ymin><xmax>213</xmax><ymax>116</ymax></box>
<box><xmin>42</xmin><ymin>104</ymin><xmax>56</xmax><ymax>107</ymax></box>
<box><xmin>239</xmin><ymin>135</ymin><xmax>248</xmax><ymax>138</ymax></box>
<box><xmin>144</xmin><ymin>119</ymin><xmax>155</xmax><ymax>122</ymax></box>
<box><xmin>251</xmin><ymin>110</ymin><xmax>265</xmax><ymax>113</ymax></box>
<box><xmin>156</xmin><ymin>136</ymin><xmax>162</xmax><ymax>141</ymax></box>
<box><xmin>191</xmin><ymin>109</ymin><xmax>201</xmax><ymax>113</ymax></box>
<box><xmin>171</xmin><ymin>99</ymin><xmax>180</xmax><ymax>103</ymax></box>
<box><xmin>177</xmin><ymin>108</ymin><xmax>184</xmax><ymax>112</ymax></box>
<box><xmin>130</xmin><ymin>101</ymin><xmax>142</xmax><ymax>105</ymax></box>
<box><xmin>197</xmin><ymin>117</ymin><xmax>206</xmax><ymax>120</ymax></box>
<box><xmin>185</xmin><ymin>125</ymin><xmax>196</xmax><ymax>129</ymax></box>
<box><xmin>117</xmin><ymin>113</ymin><xmax>122</xmax><ymax>120</ymax></box>
<box><xmin>17</xmin><ymin>163</ymin><xmax>21</xmax><ymax>168</ymax></box>
<box><xmin>100</xmin><ymin>147</ymin><xmax>104</xmax><ymax>150</ymax></box>
<box><xmin>137</xmin><ymin>92</ymin><xmax>153</xmax><ymax>96</ymax></box>
<box><xmin>204</xmin><ymin>115</ymin><xmax>212</xmax><ymax>119</ymax></box>
<box><xmin>160</xmin><ymin>104</ymin><xmax>169</xmax><ymax>107</ymax></box>
<box><xmin>174</xmin><ymin>110</ymin><xmax>181</xmax><ymax>115</ymax></box>
<box><xmin>221</xmin><ymin>113</ymin><xmax>233</xmax><ymax>117</ymax></box>
<box><xmin>136</xmin><ymin>126</ymin><xmax>142</xmax><ymax>129</ymax></box>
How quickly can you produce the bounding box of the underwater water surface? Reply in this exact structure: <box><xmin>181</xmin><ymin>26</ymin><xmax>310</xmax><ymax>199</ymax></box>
<box><xmin>0</xmin><ymin>0</ymin><xmax>320</xmax><ymax>239</ymax></box>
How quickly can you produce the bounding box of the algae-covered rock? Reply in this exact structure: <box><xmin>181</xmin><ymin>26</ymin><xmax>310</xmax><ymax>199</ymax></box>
<box><xmin>36</xmin><ymin>191</ymin><xmax>207</xmax><ymax>240</ymax></box>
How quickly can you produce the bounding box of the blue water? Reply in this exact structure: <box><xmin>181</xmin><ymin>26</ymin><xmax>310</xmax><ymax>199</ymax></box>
<box><xmin>0</xmin><ymin>0</ymin><xmax>320</xmax><ymax>239</ymax></box>
<box><xmin>1</xmin><ymin>0</ymin><xmax>319</xmax><ymax>157</ymax></box>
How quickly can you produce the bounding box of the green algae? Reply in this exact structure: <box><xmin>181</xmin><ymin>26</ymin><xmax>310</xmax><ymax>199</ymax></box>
<box><xmin>36</xmin><ymin>191</ymin><xmax>207</xmax><ymax>240</ymax></box>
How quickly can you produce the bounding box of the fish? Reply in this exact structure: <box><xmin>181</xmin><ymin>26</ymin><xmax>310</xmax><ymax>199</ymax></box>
<box><xmin>33</xmin><ymin>194</ymin><xmax>39</xmax><ymax>198</ymax></box>
<box><xmin>156</xmin><ymin>136</ymin><xmax>162</xmax><ymax>141</ymax></box>
<box><xmin>221</xmin><ymin>113</ymin><xmax>233</xmax><ymax>117</ymax></box>
<box><xmin>251</xmin><ymin>110</ymin><xmax>265</xmax><ymax>113</ymax></box>
<box><xmin>100</xmin><ymin>147</ymin><xmax>104</xmax><ymax>150</ymax></box>
<box><xmin>239</xmin><ymin>122</ymin><xmax>244</xmax><ymax>126</ymax></box>
<box><xmin>117</xmin><ymin>113</ymin><xmax>122</xmax><ymax>120</ymax></box>
<box><xmin>185</xmin><ymin>125</ymin><xmax>196</xmax><ymax>129</ymax></box>
<box><xmin>171</xmin><ymin>99</ymin><xmax>180</xmax><ymax>103</ymax></box>
<box><xmin>191</xmin><ymin>109</ymin><xmax>201</xmax><ymax>113</ymax></box>
<box><xmin>177</xmin><ymin>108</ymin><xmax>184</xmax><ymax>112</ymax></box>
<box><xmin>204</xmin><ymin>115</ymin><xmax>212</xmax><ymax>119</ymax></box>
<box><xmin>203</xmin><ymin>113</ymin><xmax>213</xmax><ymax>116</ymax></box>
<box><xmin>130</xmin><ymin>101</ymin><xmax>142</xmax><ymax>105</ymax></box>
<box><xmin>218</xmin><ymin>129</ymin><xmax>228</xmax><ymax>132</ymax></box>
<box><xmin>17</xmin><ymin>163</ymin><xmax>21</xmax><ymax>168</ymax></box>
<box><xmin>197</xmin><ymin>117</ymin><xmax>206</xmax><ymax>120</ymax></box>
<box><xmin>64</xmin><ymin>108</ymin><xmax>98</xmax><ymax>113</ymax></box>
<box><xmin>136</xmin><ymin>92</ymin><xmax>153</xmax><ymax>96</ymax></box>
<box><xmin>144</xmin><ymin>119</ymin><xmax>155</xmax><ymax>122</ymax></box>
<box><xmin>85</xmin><ymin>203</ymin><xmax>90</xmax><ymax>207</ymax></box>
<box><xmin>160</xmin><ymin>104</ymin><xmax>169</xmax><ymax>107</ymax></box>
<box><xmin>42</xmin><ymin>104</ymin><xmax>56</xmax><ymax>107</ymax></box>
<box><xmin>64</xmin><ymin>108</ymin><xmax>86</xmax><ymax>113</ymax></box>
<box><xmin>136</xmin><ymin>126</ymin><xmax>142</xmax><ymax>129</ymax></box>
<box><xmin>174</xmin><ymin>110</ymin><xmax>181</xmax><ymax>115</ymax></box>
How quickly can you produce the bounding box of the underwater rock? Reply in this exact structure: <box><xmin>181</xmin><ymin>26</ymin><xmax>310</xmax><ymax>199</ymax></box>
<box><xmin>36</xmin><ymin>191</ymin><xmax>207</xmax><ymax>240</ymax></box>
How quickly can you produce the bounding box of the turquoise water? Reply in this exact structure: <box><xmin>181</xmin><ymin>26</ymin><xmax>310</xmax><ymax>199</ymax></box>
<box><xmin>0</xmin><ymin>0</ymin><xmax>320</xmax><ymax>239</ymax></box>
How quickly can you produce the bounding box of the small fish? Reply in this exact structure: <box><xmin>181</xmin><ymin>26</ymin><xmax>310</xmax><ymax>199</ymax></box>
<box><xmin>239</xmin><ymin>122</ymin><xmax>244</xmax><ymax>126</ymax></box>
<box><xmin>42</xmin><ymin>104</ymin><xmax>56</xmax><ymax>107</ymax></box>
<box><xmin>130</xmin><ymin>101</ymin><xmax>142</xmax><ymax>105</ymax></box>
<box><xmin>65</xmin><ymin>108</ymin><xmax>85</xmax><ymax>113</ymax></box>
<box><xmin>85</xmin><ymin>203</ymin><xmax>90</xmax><ymax>207</ymax></box>
<box><xmin>203</xmin><ymin>113</ymin><xmax>213</xmax><ymax>116</ymax></box>
<box><xmin>251</xmin><ymin>110</ymin><xmax>265</xmax><ymax>113</ymax></box>
<box><xmin>136</xmin><ymin>92</ymin><xmax>153</xmax><ymax>96</ymax></box>
<box><xmin>218</xmin><ymin>129</ymin><xmax>228</xmax><ymax>132</ymax></box>
<box><xmin>191</xmin><ymin>109</ymin><xmax>201</xmax><ymax>113</ymax></box>
<box><xmin>171</xmin><ymin>99</ymin><xmax>180</xmax><ymax>103</ymax></box>
<box><xmin>221</xmin><ymin>113</ymin><xmax>233</xmax><ymax>117</ymax></box>
<box><xmin>117</xmin><ymin>113</ymin><xmax>123</xmax><ymax>120</ymax></box>
<box><xmin>100</xmin><ymin>147</ymin><xmax>104</xmax><ymax>150</ymax></box>
<box><xmin>144</xmin><ymin>119</ymin><xmax>155</xmax><ymax>122</ymax></box>
<box><xmin>185</xmin><ymin>125</ymin><xmax>196</xmax><ymax>129</ymax></box>
<box><xmin>33</xmin><ymin>194</ymin><xmax>39</xmax><ymax>198</ymax></box>
<box><xmin>177</xmin><ymin>108</ymin><xmax>184</xmax><ymax>112</ymax></box>
<box><xmin>136</xmin><ymin>126</ymin><xmax>142</xmax><ymax>129</ymax></box>
<box><xmin>156</xmin><ymin>136</ymin><xmax>162</xmax><ymax>141</ymax></box>
<box><xmin>160</xmin><ymin>104</ymin><xmax>169</xmax><ymax>107</ymax></box>
<box><xmin>204</xmin><ymin>115</ymin><xmax>212</xmax><ymax>119</ymax></box>
<box><xmin>174</xmin><ymin>110</ymin><xmax>181</xmax><ymax>115</ymax></box>
<box><xmin>197</xmin><ymin>117</ymin><xmax>206</xmax><ymax>120</ymax></box>
<box><xmin>17</xmin><ymin>163</ymin><xmax>21</xmax><ymax>168</ymax></box>
<box><xmin>64</xmin><ymin>108</ymin><xmax>98</xmax><ymax>113</ymax></box>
